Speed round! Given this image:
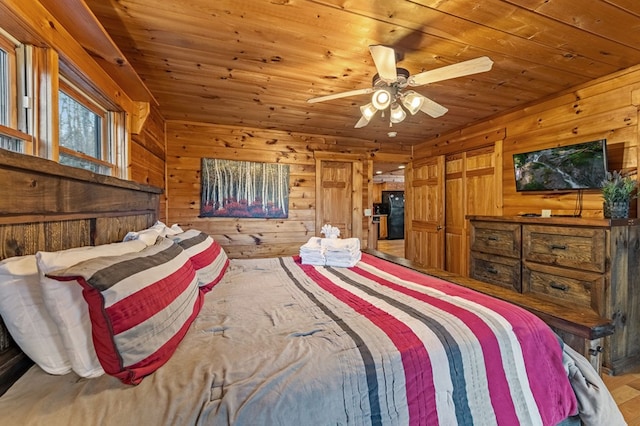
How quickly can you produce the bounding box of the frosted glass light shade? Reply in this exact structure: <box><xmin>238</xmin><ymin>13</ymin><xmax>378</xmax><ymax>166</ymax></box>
<box><xmin>360</xmin><ymin>103</ymin><xmax>377</xmax><ymax>120</ymax></box>
<box><xmin>402</xmin><ymin>91</ymin><xmax>425</xmax><ymax>115</ymax></box>
<box><xmin>355</xmin><ymin>116</ymin><xmax>370</xmax><ymax>128</ymax></box>
<box><xmin>371</xmin><ymin>89</ymin><xmax>391</xmax><ymax>110</ymax></box>
<box><xmin>390</xmin><ymin>103</ymin><xmax>406</xmax><ymax>124</ymax></box>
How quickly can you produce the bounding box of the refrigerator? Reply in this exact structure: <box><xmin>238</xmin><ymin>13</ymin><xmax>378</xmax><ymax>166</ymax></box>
<box><xmin>381</xmin><ymin>191</ymin><xmax>405</xmax><ymax>240</ymax></box>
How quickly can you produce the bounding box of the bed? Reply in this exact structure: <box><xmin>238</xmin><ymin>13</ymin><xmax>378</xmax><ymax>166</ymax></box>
<box><xmin>0</xmin><ymin>150</ymin><xmax>625</xmax><ymax>425</ymax></box>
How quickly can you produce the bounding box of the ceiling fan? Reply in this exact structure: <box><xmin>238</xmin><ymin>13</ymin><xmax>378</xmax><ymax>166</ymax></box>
<box><xmin>307</xmin><ymin>45</ymin><xmax>494</xmax><ymax>128</ymax></box>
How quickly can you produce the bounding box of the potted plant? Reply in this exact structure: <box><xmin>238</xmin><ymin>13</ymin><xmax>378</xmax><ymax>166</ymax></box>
<box><xmin>601</xmin><ymin>170</ymin><xmax>638</xmax><ymax>218</ymax></box>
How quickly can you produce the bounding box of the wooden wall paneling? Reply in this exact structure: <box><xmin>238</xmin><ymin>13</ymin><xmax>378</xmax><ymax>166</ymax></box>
<box><xmin>129</xmin><ymin>105</ymin><xmax>165</xmax><ymax>223</ymax></box>
<box><xmin>130</xmin><ymin>142</ymin><xmax>165</xmax><ymax>188</ymax></box>
<box><xmin>383</xmin><ymin>182</ymin><xmax>406</xmax><ymax>191</ymax></box>
<box><xmin>365</xmin><ymin>159</ymin><xmax>374</xmax><ymax>250</ymax></box>
<box><xmin>404</xmin><ymin>163</ymin><xmax>415</xmax><ymax>261</ymax></box>
<box><xmin>166</xmin><ymin>122</ymin><xmax>386</xmax><ymax>258</ymax></box>
<box><xmin>132</xmin><ymin>105</ymin><xmax>166</xmax><ymax>159</ymax></box>
<box><xmin>352</xmin><ymin>159</ymin><xmax>364</xmax><ymax>242</ymax></box>
<box><xmin>414</xmin><ymin>66</ymin><xmax>640</xmax><ymax>219</ymax></box>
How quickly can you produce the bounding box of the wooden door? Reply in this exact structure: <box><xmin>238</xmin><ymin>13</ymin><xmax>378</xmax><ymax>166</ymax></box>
<box><xmin>445</xmin><ymin>145</ymin><xmax>501</xmax><ymax>276</ymax></box>
<box><xmin>315</xmin><ymin>153</ymin><xmax>363</xmax><ymax>240</ymax></box>
<box><xmin>406</xmin><ymin>156</ymin><xmax>445</xmax><ymax>268</ymax></box>
<box><xmin>318</xmin><ymin>160</ymin><xmax>353</xmax><ymax>237</ymax></box>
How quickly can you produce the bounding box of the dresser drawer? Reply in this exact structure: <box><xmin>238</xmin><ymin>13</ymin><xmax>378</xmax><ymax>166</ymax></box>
<box><xmin>523</xmin><ymin>225</ymin><xmax>606</xmax><ymax>273</ymax></box>
<box><xmin>522</xmin><ymin>261</ymin><xmax>604</xmax><ymax>314</ymax></box>
<box><xmin>470</xmin><ymin>251</ymin><xmax>521</xmax><ymax>292</ymax></box>
<box><xmin>470</xmin><ymin>221</ymin><xmax>521</xmax><ymax>259</ymax></box>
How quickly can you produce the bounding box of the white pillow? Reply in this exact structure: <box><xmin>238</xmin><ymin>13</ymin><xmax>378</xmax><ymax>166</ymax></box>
<box><xmin>122</xmin><ymin>228</ymin><xmax>161</xmax><ymax>246</ymax></box>
<box><xmin>0</xmin><ymin>255</ymin><xmax>71</xmax><ymax>375</ymax></box>
<box><xmin>37</xmin><ymin>240</ymin><xmax>148</xmax><ymax>378</ymax></box>
<box><xmin>165</xmin><ymin>223</ymin><xmax>184</xmax><ymax>235</ymax></box>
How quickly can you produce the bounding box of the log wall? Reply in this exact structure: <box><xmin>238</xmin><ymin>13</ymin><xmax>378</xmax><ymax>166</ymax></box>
<box><xmin>413</xmin><ymin>64</ymin><xmax>640</xmax><ymax>218</ymax></box>
<box><xmin>130</xmin><ymin>105</ymin><xmax>167</xmax><ymax>222</ymax></box>
<box><xmin>164</xmin><ymin>121</ymin><xmax>411</xmax><ymax>258</ymax></box>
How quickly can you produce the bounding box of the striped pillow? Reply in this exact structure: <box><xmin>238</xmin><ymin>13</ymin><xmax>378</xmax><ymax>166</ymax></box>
<box><xmin>168</xmin><ymin>230</ymin><xmax>229</xmax><ymax>293</ymax></box>
<box><xmin>47</xmin><ymin>238</ymin><xmax>203</xmax><ymax>385</ymax></box>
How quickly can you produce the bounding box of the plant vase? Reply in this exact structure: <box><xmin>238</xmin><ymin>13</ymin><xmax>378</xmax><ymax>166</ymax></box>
<box><xmin>603</xmin><ymin>201</ymin><xmax>630</xmax><ymax>219</ymax></box>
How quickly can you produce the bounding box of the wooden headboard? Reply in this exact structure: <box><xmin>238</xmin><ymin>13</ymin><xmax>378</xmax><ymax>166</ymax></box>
<box><xmin>0</xmin><ymin>149</ymin><xmax>162</xmax><ymax>394</ymax></box>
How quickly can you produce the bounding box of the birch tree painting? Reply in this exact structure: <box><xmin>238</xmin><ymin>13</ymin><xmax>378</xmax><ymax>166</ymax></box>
<box><xmin>200</xmin><ymin>158</ymin><xmax>289</xmax><ymax>218</ymax></box>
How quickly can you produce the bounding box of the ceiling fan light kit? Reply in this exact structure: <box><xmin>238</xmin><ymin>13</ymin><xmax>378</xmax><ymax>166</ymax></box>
<box><xmin>371</xmin><ymin>89</ymin><xmax>392</xmax><ymax>110</ymax></box>
<box><xmin>401</xmin><ymin>91</ymin><xmax>425</xmax><ymax>115</ymax></box>
<box><xmin>390</xmin><ymin>103</ymin><xmax>407</xmax><ymax>124</ymax></box>
<box><xmin>307</xmin><ymin>45</ymin><xmax>494</xmax><ymax>130</ymax></box>
<box><xmin>360</xmin><ymin>103</ymin><xmax>377</xmax><ymax>121</ymax></box>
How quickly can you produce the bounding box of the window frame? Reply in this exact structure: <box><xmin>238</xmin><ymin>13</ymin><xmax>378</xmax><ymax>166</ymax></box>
<box><xmin>0</xmin><ymin>32</ymin><xmax>33</xmax><ymax>154</ymax></box>
<box><xmin>58</xmin><ymin>77</ymin><xmax>117</xmax><ymax>175</ymax></box>
<box><xmin>0</xmin><ymin>29</ymin><xmax>129</xmax><ymax>178</ymax></box>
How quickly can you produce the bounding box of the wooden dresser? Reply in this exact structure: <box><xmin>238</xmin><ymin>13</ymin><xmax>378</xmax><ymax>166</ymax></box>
<box><xmin>468</xmin><ymin>215</ymin><xmax>640</xmax><ymax>375</ymax></box>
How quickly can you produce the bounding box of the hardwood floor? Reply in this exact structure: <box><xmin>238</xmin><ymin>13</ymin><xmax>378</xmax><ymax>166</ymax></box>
<box><xmin>374</xmin><ymin>238</ymin><xmax>639</xmax><ymax>423</ymax></box>
<box><xmin>375</xmin><ymin>239</ymin><xmax>405</xmax><ymax>258</ymax></box>
<box><xmin>603</xmin><ymin>369</ymin><xmax>640</xmax><ymax>424</ymax></box>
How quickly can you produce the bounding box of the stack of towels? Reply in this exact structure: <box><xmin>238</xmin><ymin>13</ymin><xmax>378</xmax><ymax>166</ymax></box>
<box><xmin>299</xmin><ymin>237</ymin><xmax>325</xmax><ymax>265</ymax></box>
<box><xmin>322</xmin><ymin>237</ymin><xmax>361</xmax><ymax>267</ymax></box>
<box><xmin>299</xmin><ymin>224</ymin><xmax>362</xmax><ymax>267</ymax></box>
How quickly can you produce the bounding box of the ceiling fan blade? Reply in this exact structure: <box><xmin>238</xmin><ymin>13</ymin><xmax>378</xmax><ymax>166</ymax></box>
<box><xmin>369</xmin><ymin>45</ymin><xmax>397</xmax><ymax>83</ymax></box>
<box><xmin>409</xmin><ymin>56</ymin><xmax>494</xmax><ymax>87</ymax></box>
<box><xmin>419</xmin><ymin>97</ymin><xmax>449</xmax><ymax>118</ymax></box>
<box><xmin>307</xmin><ymin>87</ymin><xmax>373</xmax><ymax>103</ymax></box>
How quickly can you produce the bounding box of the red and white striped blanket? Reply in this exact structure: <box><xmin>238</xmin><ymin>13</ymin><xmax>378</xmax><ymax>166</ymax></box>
<box><xmin>288</xmin><ymin>253</ymin><xmax>578</xmax><ymax>425</ymax></box>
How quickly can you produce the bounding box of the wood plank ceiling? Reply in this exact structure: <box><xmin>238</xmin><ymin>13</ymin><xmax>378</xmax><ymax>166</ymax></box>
<box><xmin>79</xmin><ymin>0</ymin><xmax>640</xmax><ymax>148</ymax></box>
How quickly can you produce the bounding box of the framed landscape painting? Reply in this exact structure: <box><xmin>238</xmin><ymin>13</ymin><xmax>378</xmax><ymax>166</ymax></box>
<box><xmin>200</xmin><ymin>158</ymin><xmax>289</xmax><ymax>218</ymax></box>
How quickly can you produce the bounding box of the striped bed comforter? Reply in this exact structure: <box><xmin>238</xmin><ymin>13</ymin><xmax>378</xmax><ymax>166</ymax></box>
<box><xmin>204</xmin><ymin>254</ymin><xmax>578</xmax><ymax>425</ymax></box>
<box><xmin>0</xmin><ymin>253</ymin><xmax>579</xmax><ymax>426</ymax></box>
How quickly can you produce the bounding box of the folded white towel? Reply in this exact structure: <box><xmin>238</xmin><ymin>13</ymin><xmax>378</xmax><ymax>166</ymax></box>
<box><xmin>320</xmin><ymin>224</ymin><xmax>340</xmax><ymax>239</ymax></box>
<box><xmin>301</xmin><ymin>256</ymin><xmax>326</xmax><ymax>266</ymax></box>
<box><xmin>326</xmin><ymin>250</ymin><xmax>361</xmax><ymax>267</ymax></box>
<box><xmin>300</xmin><ymin>237</ymin><xmax>322</xmax><ymax>252</ymax></box>
<box><xmin>300</xmin><ymin>237</ymin><xmax>325</xmax><ymax>265</ymax></box>
<box><xmin>321</xmin><ymin>237</ymin><xmax>360</xmax><ymax>252</ymax></box>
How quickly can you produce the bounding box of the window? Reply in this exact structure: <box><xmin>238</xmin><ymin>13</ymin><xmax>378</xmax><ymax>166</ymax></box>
<box><xmin>0</xmin><ymin>32</ymin><xmax>30</xmax><ymax>154</ymax></box>
<box><xmin>58</xmin><ymin>79</ymin><xmax>114</xmax><ymax>175</ymax></box>
<box><xmin>0</xmin><ymin>26</ymin><xmax>128</xmax><ymax>178</ymax></box>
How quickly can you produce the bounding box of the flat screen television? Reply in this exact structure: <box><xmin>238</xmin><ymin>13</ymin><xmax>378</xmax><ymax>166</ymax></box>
<box><xmin>513</xmin><ymin>139</ymin><xmax>608</xmax><ymax>192</ymax></box>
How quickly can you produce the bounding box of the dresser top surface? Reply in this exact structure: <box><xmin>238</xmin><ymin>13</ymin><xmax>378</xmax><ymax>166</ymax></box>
<box><xmin>466</xmin><ymin>215</ymin><xmax>640</xmax><ymax>227</ymax></box>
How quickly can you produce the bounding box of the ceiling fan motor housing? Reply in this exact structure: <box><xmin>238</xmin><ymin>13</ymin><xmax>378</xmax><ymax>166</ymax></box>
<box><xmin>372</xmin><ymin>67</ymin><xmax>411</xmax><ymax>90</ymax></box>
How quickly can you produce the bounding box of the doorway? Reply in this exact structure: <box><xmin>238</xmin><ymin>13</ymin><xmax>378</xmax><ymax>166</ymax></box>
<box><xmin>381</xmin><ymin>190</ymin><xmax>405</xmax><ymax>240</ymax></box>
<box><xmin>372</xmin><ymin>162</ymin><xmax>406</xmax><ymax>258</ymax></box>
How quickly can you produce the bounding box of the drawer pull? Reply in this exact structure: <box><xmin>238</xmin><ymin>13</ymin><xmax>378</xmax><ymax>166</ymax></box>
<box><xmin>550</xmin><ymin>244</ymin><xmax>567</xmax><ymax>250</ymax></box>
<box><xmin>487</xmin><ymin>236</ymin><xmax>498</xmax><ymax>241</ymax></box>
<box><xmin>486</xmin><ymin>267</ymin><xmax>498</xmax><ymax>274</ymax></box>
<box><xmin>589</xmin><ymin>346</ymin><xmax>603</xmax><ymax>356</ymax></box>
<box><xmin>549</xmin><ymin>282</ymin><xmax>569</xmax><ymax>291</ymax></box>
